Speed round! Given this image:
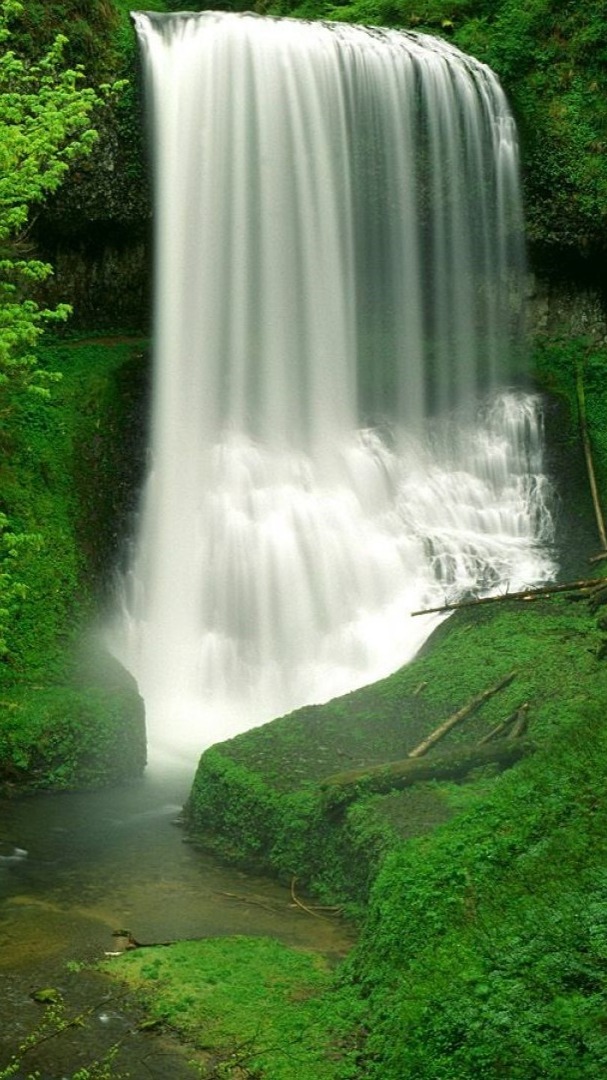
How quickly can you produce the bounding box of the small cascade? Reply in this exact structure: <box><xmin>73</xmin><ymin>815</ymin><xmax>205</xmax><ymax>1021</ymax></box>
<box><xmin>111</xmin><ymin>13</ymin><xmax>556</xmax><ymax>759</ymax></box>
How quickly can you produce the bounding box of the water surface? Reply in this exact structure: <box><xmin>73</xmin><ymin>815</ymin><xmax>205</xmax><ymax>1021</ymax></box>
<box><xmin>0</xmin><ymin>769</ymin><xmax>353</xmax><ymax>1077</ymax></box>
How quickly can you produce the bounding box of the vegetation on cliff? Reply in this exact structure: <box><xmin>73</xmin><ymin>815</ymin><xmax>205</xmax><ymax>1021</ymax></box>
<box><xmin>11</xmin><ymin>0</ymin><xmax>604</xmax><ymax>291</ymax></box>
<box><xmin>0</xmin><ymin>2</ymin><xmax>144</xmax><ymax>789</ymax></box>
<box><xmin>182</xmin><ymin>588</ymin><xmax>607</xmax><ymax>1077</ymax></box>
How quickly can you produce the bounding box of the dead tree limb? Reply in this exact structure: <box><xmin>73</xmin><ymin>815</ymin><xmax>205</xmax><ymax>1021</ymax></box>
<box><xmin>321</xmin><ymin>739</ymin><xmax>533</xmax><ymax>807</ymax></box>
<box><xmin>407</xmin><ymin>671</ymin><xmax>516</xmax><ymax>759</ymax></box>
<box><xmin>508</xmin><ymin>703</ymin><xmax>530</xmax><ymax>739</ymax></box>
<box><xmin>290</xmin><ymin>876</ymin><xmax>332</xmax><ymax>920</ymax></box>
<box><xmin>577</xmin><ymin>360</ymin><xmax>607</xmax><ymax>552</ymax></box>
<box><xmin>411</xmin><ymin>577</ymin><xmax>606</xmax><ymax>617</ymax></box>
<box><xmin>477</xmin><ymin>703</ymin><xmax>529</xmax><ymax>746</ymax></box>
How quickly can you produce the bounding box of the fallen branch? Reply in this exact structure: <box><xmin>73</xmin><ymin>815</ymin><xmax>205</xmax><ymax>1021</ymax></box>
<box><xmin>321</xmin><ymin>739</ymin><xmax>533</xmax><ymax>807</ymax></box>
<box><xmin>411</xmin><ymin>577</ymin><xmax>607</xmax><ymax>616</ymax></box>
<box><xmin>508</xmin><ymin>703</ymin><xmax>530</xmax><ymax>739</ymax></box>
<box><xmin>290</xmin><ymin>876</ymin><xmax>330</xmax><ymax>920</ymax></box>
<box><xmin>477</xmin><ymin>703</ymin><xmax>529</xmax><ymax>746</ymax></box>
<box><xmin>407</xmin><ymin>671</ymin><xmax>516</xmax><ymax>758</ymax></box>
<box><xmin>577</xmin><ymin>360</ymin><xmax>607</xmax><ymax>552</ymax></box>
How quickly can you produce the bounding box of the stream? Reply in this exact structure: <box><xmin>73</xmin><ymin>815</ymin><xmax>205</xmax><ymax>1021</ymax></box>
<box><xmin>0</xmin><ymin>766</ymin><xmax>354</xmax><ymax>1078</ymax></box>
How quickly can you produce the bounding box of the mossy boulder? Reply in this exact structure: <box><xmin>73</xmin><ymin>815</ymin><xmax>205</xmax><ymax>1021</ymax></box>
<box><xmin>186</xmin><ymin>589</ymin><xmax>607</xmax><ymax>908</ymax></box>
<box><xmin>185</xmin><ymin>589</ymin><xmax>607</xmax><ymax>1076</ymax></box>
<box><xmin>0</xmin><ymin>338</ymin><xmax>148</xmax><ymax>790</ymax></box>
<box><xmin>0</xmin><ymin>650</ymin><xmax>146</xmax><ymax>792</ymax></box>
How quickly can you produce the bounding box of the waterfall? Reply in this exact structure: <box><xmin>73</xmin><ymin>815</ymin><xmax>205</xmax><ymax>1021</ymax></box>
<box><xmin>112</xmin><ymin>12</ymin><xmax>556</xmax><ymax>760</ymax></box>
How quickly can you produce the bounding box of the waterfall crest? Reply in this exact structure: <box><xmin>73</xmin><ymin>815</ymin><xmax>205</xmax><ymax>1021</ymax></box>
<box><xmin>112</xmin><ymin>12</ymin><xmax>556</xmax><ymax>758</ymax></box>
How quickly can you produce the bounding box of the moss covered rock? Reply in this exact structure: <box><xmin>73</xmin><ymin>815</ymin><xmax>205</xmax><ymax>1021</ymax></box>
<box><xmin>0</xmin><ymin>338</ymin><xmax>148</xmax><ymax>790</ymax></box>
<box><xmin>0</xmin><ymin>650</ymin><xmax>145</xmax><ymax>792</ymax></box>
<box><xmin>185</xmin><ymin>587</ymin><xmax>607</xmax><ymax>1076</ymax></box>
<box><xmin>186</xmin><ymin>588</ymin><xmax>607</xmax><ymax>904</ymax></box>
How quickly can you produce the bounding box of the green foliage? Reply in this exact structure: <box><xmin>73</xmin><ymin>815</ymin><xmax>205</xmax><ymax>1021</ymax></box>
<box><xmin>107</xmin><ymin>936</ymin><xmax>361</xmax><ymax>1079</ymax></box>
<box><xmin>3</xmin><ymin>0</ymin><xmax>119</xmax><ymax>74</ymax></box>
<box><xmin>0</xmin><ymin>2</ymin><xmax>127</xmax><ymax>670</ymax></box>
<box><xmin>0</xmin><ymin>513</ymin><xmax>41</xmax><ymax>660</ymax></box>
<box><xmin>0</xmin><ymin>0</ymin><xmax>100</xmax><ymax>401</ymax></box>
<box><xmin>188</xmin><ymin>747</ymin><xmax>285</xmax><ymax>863</ymax></box>
<box><xmin>0</xmin><ymin>673</ymin><xmax>146</xmax><ymax>791</ymax></box>
<box><xmin>0</xmin><ymin>338</ymin><xmax>146</xmax><ymax>680</ymax></box>
<box><xmin>349</xmin><ymin>701</ymin><xmax>607</xmax><ymax>1078</ymax></box>
<box><xmin>187</xmin><ymin>746</ymin><xmax>406</xmax><ymax>913</ymax></box>
<box><xmin>0</xmin><ymin>335</ymin><xmax>147</xmax><ymax>789</ymax></box>
<box><xmin>187</xmin><ymin>589</ymin><xmax>607</xmax><ymax>1075</ymax></box>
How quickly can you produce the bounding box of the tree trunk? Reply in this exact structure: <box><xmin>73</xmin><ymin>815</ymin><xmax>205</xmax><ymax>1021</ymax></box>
<box><xmin>321</xmin><ymin>738</ymin><xmax>533</xmax><ymax>807</ymax></box>
<box><xmin>577</xmin><ymin>360</ymin><xmax>607</xmax><ymax>553</ymax></box>
<box><xmin>411</xmin><ymin>578</ymin><xmax>606</xmax><ymax>617</ymax></box>
<box><xmin>407</xmin><ymin>671</ymin><xmax>516</xmax><ymax>758</ymax></box>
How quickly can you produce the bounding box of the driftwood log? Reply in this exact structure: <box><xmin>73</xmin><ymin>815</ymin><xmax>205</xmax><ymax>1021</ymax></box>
<box><xmin>411</xmin><ymin>577</ymin><xmax>607</xmax><ymax>617</ymax></box>
<box><xmin>478</xmin><ymin>703</ymin><xmax>529</xmax><ymax>746</ymax></box>
<box><xmin>577</xmin><ymin>361</ymin><xmax>607</xmax><ymax>553</ymax></box>
<box><xmin>407</xmin><ymin>671</ymin><xmax>516</xmax><ymax>758</ymax></box>
<box><xmin>321</xmin><ymin>738</ymin><xmax>533</xmax><ymax>808</ymax></box>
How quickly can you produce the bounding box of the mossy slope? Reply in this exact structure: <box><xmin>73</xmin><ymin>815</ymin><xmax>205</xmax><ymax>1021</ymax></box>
<box><xmin>186</xmin><ymin>589</ymin><xmax>607</xmax><ymax>1076</ymax></box>
<box><xmin>187</xmin><ymin>591</ymin><xmax>607</xmax><ymax>898</ymax></box>
<box><xmin>0</xmin><ymin>650</ymin><xmax>146</xmax><ymax>792</ymax></box>
<box><xmin>0</xmin><ymin>339</ymin><xmax>148</xmax><ymax>790</ymax></box>
<box><xmin>105</xmin><ymin>936</ymin><xmax>357</xmax><ymax>1080</ymax></box>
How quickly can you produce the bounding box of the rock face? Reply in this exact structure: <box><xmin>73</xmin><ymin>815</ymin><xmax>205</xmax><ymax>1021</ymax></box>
<box><xmin>528</xmin><ymin>276</ymin><xmax>607</xmax><ymax>348</ymax></box>
<box><xmin>35</xmin><ymin>88</ymin><xmax>153</xmax><ymax>330</ymax></box>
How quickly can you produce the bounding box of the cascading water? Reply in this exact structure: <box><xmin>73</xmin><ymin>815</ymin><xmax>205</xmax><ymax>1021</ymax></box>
<box><xmin>111</xmin><ymin>11</ymin><xmax>556</xmax><ymax>760</ymax></box>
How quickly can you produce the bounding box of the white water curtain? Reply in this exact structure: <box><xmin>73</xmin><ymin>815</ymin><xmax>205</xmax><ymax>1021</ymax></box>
<box><xmin>111</xmin><ymin>14</ymin><xmax>555</xmax><ymax>759</ymax></box>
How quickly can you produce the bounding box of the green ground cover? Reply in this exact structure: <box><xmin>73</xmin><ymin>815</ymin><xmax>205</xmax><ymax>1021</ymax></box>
<box><xmin>0</xmin><ymin>338</ymin><xmax>148</xmax><ymax>790</ymax></box>
<box><xmin>186</xmin><ymin>592</ymin><xmax>606</xmax><ymax>886</ymax></box>
<box><xmin>179</xmin><ymin>584</ymin><xmax>607</xmax><ymax>1077</ymax></box>
<box><xmin>106</xmin><ymin>937</ymin><xmax>360</xmax><ymax>1080</ymax></box>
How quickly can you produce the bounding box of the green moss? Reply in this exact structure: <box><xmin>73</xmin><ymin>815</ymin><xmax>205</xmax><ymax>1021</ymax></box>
<box><xmin>0</xmin><ymin>653</ymin><xmax>145</xmax><ymax>792</ymax></box>
<box><xmin>350</xmin><ymin>699</ymin><xmax>607</xmax><ymax>1078</ymax></box>
<box><xmin>105</xmin><ymin>936</ymin><xmax>360</xmax><ymax>1079</ymax></box>
<box><xmin>0</xmin><ymin>338</ymin><xmax>147</xmax><ymax>681</ymax></box>
<box><xmin>186</xmin><ymin>586</ymin><xmax>607</xmax><ymax>1076</ymax></box>
<box><xmin>0</xmin><ymin>338</ymin><xmax>148</xmax><ymax>790</ymax></box>
<box><xmin>6</xmin><ymin>0</ymin><xmax>120</xmax><ymax>76</ymax></box>
<box><xmin>187</xmin><ymin>590</ymin><xmax>607</xmax><ymax>909</ymax></box>
<box><xmin>0</xmin><ymin>684</ymin><xmax>145</xmax><ymax>791</ymax></box>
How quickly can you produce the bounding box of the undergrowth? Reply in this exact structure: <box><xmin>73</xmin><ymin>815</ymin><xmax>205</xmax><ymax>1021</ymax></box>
<box><xmin>107</xmin><ymin>936</ymin><xmax>362</xmax><ymax>1079</ymax></box>
<box><xmin>350</xmin><ymin>697</ymin><xmax>607</xmax><ymax>1077</ymax></box>
<box><xmin>0</xmin><ymin>339</ymin><xmax>147</xmax><ymax>790</ymax></box>
<box><xmin>187</xmin><ymin>582</ymin><xmax>607</xmax><ymax>1077</ymax></box>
